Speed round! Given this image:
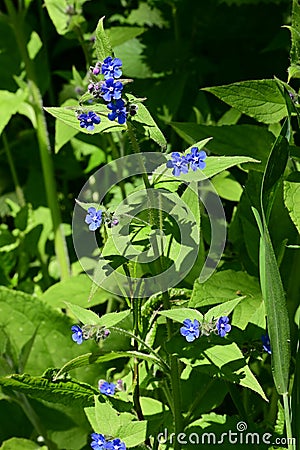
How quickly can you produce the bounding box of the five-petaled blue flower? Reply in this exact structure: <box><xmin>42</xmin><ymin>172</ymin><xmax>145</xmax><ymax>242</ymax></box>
<box><xmin>261</xmin><ymin>334</ymin><xmax>271</xmax><ymax>354</ymax></box>
<box><xmin>85</xmin><ymin>207</ymin><xmax>102</xmax><ymax>231</ymax></box>
<box><xmin>71</xmin><ymin>325</ymin><xmax>84</xmax><ymax>344</ymax></box>
<box><xmin>77</xmin><ymin>111</ymin><xmax>101</xmax><ymax>131</ymax></box>
<box><xmin>98</xmin><ymin>380</ymin><xmax>116</xmax><ymax>396</ymax></box>
<box><xmin>101</xmin><ymin>56</ymin><xmax>123</xmax><ymax>79</ymax></box>
<box><xmin>107</xmin><ymin>99</ymin><xmax>127</xmax><ymax>125</ymax></box>
<box><xmin>105</xmin><ymin>439</ymin><xmax>126</xmax><ymax>450</ymax></box>
<box><xmin>186</xmin><ymin>147</ymin><xmax>207</xmax><ymax>171</ymax></box>
<box><xmin>166</xmin><ymin>153</ymin><xmax>189</xmax><ymax>176</ymax></box>
<box><xmin>216</xmin><ymin>316</ymin><xmax>231</xmax><ymax>337</ymax></box>
<box><xmin>90</xmin><ymin>433</ymin><xmax>107</xmax><ymax>450</ymax></box>
<box><xmin>101</xmin><ymin>78</ymin><xmax>123</xmax><ymax>102</ymax></box>
<box><xmin>180</xmin><ymin>319</ymin><xmax>200</xmax><ymax>342</ymax></box>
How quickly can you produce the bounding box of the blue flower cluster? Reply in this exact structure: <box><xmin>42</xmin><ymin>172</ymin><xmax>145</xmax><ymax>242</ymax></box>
<box><xmin>180</xmin><ymin>315</ymin><xmax>231</xmax><ymax>342</ymax></box>
<box><xmin>77</xmin><ymin>111</ymin><xmax>101</xmax><ymax>131</ymax></box>
<box><xmin>71</xmin><ymin>324</ymin><xmax>110</xmax><ymax>344</ymax></box>
<box><xmin>90</xmin><ymin>433</ymin><xmax>126</xmax><ymax>450</ymax></box>
<box><xmin>88</xmin><ymin>57</ymin><xmax>131</xmax><ymax>125</ymax></box>
<box><xmin>167</xmin><ymin>147</ymin><xmax>207</xmax><ymax>176</ymax></box>
<box><xmin>85</xmin><ymin>207</ymin><xmax>102</xmax><ymax>231</ymax></box>
<box><xmin>98</xmin><ymin>380</ymin><xmax>116</xmax><ymax>396</ymax></box>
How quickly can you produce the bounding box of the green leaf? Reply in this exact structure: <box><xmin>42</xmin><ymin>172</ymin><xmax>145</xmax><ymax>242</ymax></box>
<box><xmin>251</xmin><ymin>120</ymin><xmax>291</xmax><ymax>395</ymax></box>
<box><xmin>95</xmin><ymin>17</ymin><xmax>113</xmax><ymax>61</ymax></box>
<box><xmin>95</xmin><ymin>399</ymin><xmax>121</xmax><ymax>436</ymax></box>
<box><xmin>0</xmin><ymin>373</ymin><xmax>97</xmax><ymax>407</ymax></box>
<box><xmin>108</xmin><ymin>26</ymin><xmax>145</xmax><ymax>47</ymax></box>
<box><xmin>159</xmin><ymin>308</ymin><xmax>203</xmax><ymax>323</ymax></box>
<box><xmin>181</xmin><ymin>342</ymin><xmax>267</xmax><ymax>400</ymax></box>
<box><xmin>190</xmin><ymin>270</ymin><xmax>264</xmax><ymax>330</ymax></box>
<box><xmin>0</xmin><ymin>90</ymin><xmax>27</xmax><ymax>135</ymax></box>
<box><xmin>44</xmin><ymin>104</ymin><xmax>124</xmax><ymax>134</ymax></box>
<box><xmin>212</xmin><ymin>171</ymin><xmax>243</xmax><ymax>201</ymax></box>
<box><xmin>118</xmin><ymin>420</ymin><xmax>147</xmax><ymax>447</ymax></box>
<box><xmin>154</xmin><ymin>155</ymin><xmax>260</xmax><ymax>183</ymax></box>
<box><xmin>54</xmin><ymin>349</ymin><xmax>165</xmax><ymax>379</ymax></box>
<box><xmin>126</xmin><ymin>94</ymin><xmax>167</xmax><ymax>148</ymax></box>
<box><xmin>0</xmin><ymin>287</ymin><xmax>98</xmax><ymax>377</ymax></box>
<box><xmin>65</xmin><ymin>302</ymin><xmax>131</xmax><ymax>327</ymax></box>
<box><xmin>0</xmin><ymin>438</ymin><xmax>46</xmax><ymax>450</ymax></box>
<box><xmin>41</xmin><ymin>274</ymin><xmax>111</xmax><ymax>309</ymax></box>
<box><xmin>284</xmin><ymin>172</ymin><xmax>300</xmax><ymax>234</ymax></box>
<box><xmin>253</xmin><ymin>207</ymin><xmax>290</xmax><ymax>395</ymax></box>
<box><xmin>204</xmin><ymin>297</ymin><xmax>244</xmax><ymax>323</ymax></box>
<box><xmin>203</xmin><ymin>79</ymin><xmax>288</xmax><ymax>124</ymax></box>
<box><xmin>43</xmin><ymin>0</ymin><xmax>72</xmax><ymax>35</ymax></box>
<box><xmin>55</xmin><ymin>99</ymin><xmax>79</xmax><ymax>152</ymax></box>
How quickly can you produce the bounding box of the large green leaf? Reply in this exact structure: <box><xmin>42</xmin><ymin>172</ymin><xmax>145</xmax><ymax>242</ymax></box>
<box><xmin>108</xmin><ymin>27</ymin><xmax>145</xmax><ymax>47</ymax></box>
<box><xmin>40</xmin><ymin>274</ymin><xmax>111</xmax><ymax>309</ymax></box>
<box><xmin>171</xmin><ymin>122</ymin><xmax>274</xmax><ymax>168</ymax></box>
<box><xmin>0</xmin><ymin>373</ymin><xmax>97</xmax><ymax>407</ymax></box>
<box><xmin>190</xmin><ymin>270</ymin><xmax>264</xmax><ymax>330</ymax></box>
<box><xmin>175</xmin><ymin>339</ymin><xmax>267</xmax><ymax>401</ymax></box>
<box><xmin>117</xmin><ymin>420</ymin><xmax>147</xmax><ymax>448</ymax></box>
<box><xmin>252</xmin><ymin>120</ymin><xmax>291</xmax><ymax>395</ymax></box>
<box><xmin>0</xmin><ymin>287</ymin><xmax>98</xmax><ymax>378</ymax></box>
<box><xmin>203</xmin><ymin>79</ymin><xmax>287</xmax><ymax>124</ymax></box>
<box><xmin>284</xmin><ymin>172</ymin><xmax>300</xmax><ymax>234</ymax></box>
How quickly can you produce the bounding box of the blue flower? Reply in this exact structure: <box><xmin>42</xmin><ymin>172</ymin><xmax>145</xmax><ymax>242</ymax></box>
<box><xmin>71</xmin><ymin>325</ymin><xmax>84</xmax><ymax>344</ymax></box>
<box><xmin>186</xmin><ymin>147</ymin><xmax>207</xmax><ymax>171</ymax></box>
<box><xmin>90</xmin><ymin>433</ymin><xmax>107</xmax><ymax>450</ymax></box>
<box><xmin>77</xmin><ymin>111</ymin><xmax>101</xmax><ymax>131</ymax></box>
<box><xmin>85</xmin><ymin>207</ymin><xmax>102</xmax><ymax>231</ymax></box>
<box><xmin>101</xmin><ymin>56</ymin><xmax>122</xmax><ymax>79</ymax></box>
<box><xmin>101</xmin><ymin>78</ymin><xmax>123</xmax><ymax>102</ymax></box>
<box><xmin>107</xmin><ymin>99</ymin><xmax>127</xmax><ymax>125</ymax></box>
<box><xmin>98</xmin><ymin>380</ymin><xmax>116</xmax><ymax>396</ymax></box>
<box><xmin>216</xmin><ymin>316</ymin><xmax>231</xmax><ymax>337</ymax></box>
<box><xmin>261</xmin><ymin>334</ymin><xmax>271</xmax><ymax>354</ymax></box>
<box><xmin>105</xmin><ymin>439</ymin><xmax>126</xmax><ymax>450</ymax></box>
<box><xmin>180</xmin><ymin>319</ymin><xmax>200</xmax><ymax>342</ymax></box>
<box><xmin>166</xmin><ymin>152</ymin><xmax>189</xmax><ymax>176</ymax></box>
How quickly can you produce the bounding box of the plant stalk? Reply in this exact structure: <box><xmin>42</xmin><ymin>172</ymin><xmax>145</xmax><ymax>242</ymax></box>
<box><xmin>3</xmin><ymin>132</ymin><xmax>25</xmax><ymax>207</ymax></box>
<box><xmin>5</xmin><ymin>0</ymin><xmax>70</xmax><ymax>280</ymax></box>
<box><xmin>283</xmin><ymin>393</ymin><xmax>295</xmax><ymax>450</ymax></box>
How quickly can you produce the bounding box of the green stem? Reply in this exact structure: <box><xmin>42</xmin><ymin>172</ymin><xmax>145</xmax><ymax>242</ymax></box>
<box><xmin>162</xmin><ymin>292</ymin><xmax>183</xmax><ymax>450</ymax></box>
<box><xmin>2</xmin><ymin>132</ymin><xmax>25</xmax><ymax>207</ymax></box>
<box><xmin>5</xmin><ymin>0</ymin><xmax>70</xmax><ymax>280</ymax></box>
<box><xmin>282</xmin><ymin>393</ymin><xmax>295</xmax><ymax>450</ymax></box>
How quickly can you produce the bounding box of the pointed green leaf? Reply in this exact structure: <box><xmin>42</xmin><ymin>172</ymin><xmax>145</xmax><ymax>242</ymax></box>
<box><xmin>44</xmin><ymin>104</ymin><xmax>124</xmax><ymax>134</ymax></box>
<box><xmin>0</xmin><ymin>437</ymin><xmax>46</xmax><ymax>450</ymax></box>
<box><xmin>204</xmin><ymin>297</ymin><xmax>245</xmax><ymax>323</ymax></box>
<box><xmin>118</xmin><ymin>420</ymin><xmax>147</xmax><ymax>447</ymax></box>
<box><xmin>95</xmin><ymin>17</ymin><xmax>113</xmax><ymax>61</ymax></box>
<box><xmin>0</xmin><ymin>373</ymin><xmax>97</xmax><ymax>407</ymax></box>
<box><xmin>203</xmin><ymin>79</ymin><xmax>287</xmax><ymax>124</ymax></box>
